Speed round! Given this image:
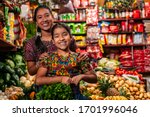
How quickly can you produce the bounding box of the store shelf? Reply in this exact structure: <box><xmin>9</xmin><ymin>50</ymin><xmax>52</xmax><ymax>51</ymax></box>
<box><xmin>74</xmin><ymin>7</ymin><xmax>86</xmax><ymax>10</ymax></box>
<box><xmin>77</xmin><ymin>45</ymin><xmax>87</xmax><ymax>48</ymax></box>
<box><xmin>99</xmin><ymin>17</ymin><xmax>150</xmax><ymax>22</ymax></box>
<box><xmin>99</xmin><ymin>18</ymin><xmax>128</xmax><ymax>21</ymax></box>
<box><xmin>72</xmin><ymin>33</ymin><xmax>86</xmax><ymax>35</ymax></box>
<box><xmin>100</xmin><ymin>32</ymin><xmax>133</xmax><ymax>34</ymax></box>
<box><xmin>52</xmin><ymin>7</ymin><xmax>86</xmax><ymax>11</ymax></box>
<box><xmin>0</xmin><ymin>38</ymin><xmax>17</xmax><ymax>52</ymax></box>
<box><xmin>103</xmin><ymin>44</ymin><xmax>150</xmax><ymax>47</ymax></box>
<box><xmin>54</xmin><ymin>20</ymin><xmax>86</xmax><ymax>23</ymax></box>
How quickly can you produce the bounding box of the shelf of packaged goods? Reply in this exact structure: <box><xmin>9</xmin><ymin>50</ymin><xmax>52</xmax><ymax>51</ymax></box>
<box><xmin>0</xmin><ymin>38</ymin><xmax>17</xmax><ymax>52</ymax></box>
<box><xmin>99</xmin><ymin>17</ymin><xmax>150</xmax><ymax>22</ymax></box>
<box><xmin>54</xmin><ymin>20</ymin><xmax>86</xmax><ymax>23</ymax></box>
<box><xmin>103</xmin><ymin>44</ymin><xmax>150</xmax><ymax>47</ymax></box>
<box><xmin>100</xmin><ymin>32</ymin><xmax>147</xmax><ymax>34</ymax></box>
<box><xmin>72</xmin><ymin>33</ymin><xmax>86</xmax><ymax>35</ymax></box>
<box><xmin>100</xmin><ymin>32</ymin><xmax>133</xmax><ymax>34</ymax></box>
<box><xmin>52</xmin><ymin>7</ymin><xmax>86</xmax><ymax>11</ymax></box>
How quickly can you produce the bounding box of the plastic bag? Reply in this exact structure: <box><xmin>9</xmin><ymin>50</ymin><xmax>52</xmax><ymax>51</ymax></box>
<box><xmin>58</xmin><ymin>1</ymin><xmax>75</xmax><ymax>14</ymax></box>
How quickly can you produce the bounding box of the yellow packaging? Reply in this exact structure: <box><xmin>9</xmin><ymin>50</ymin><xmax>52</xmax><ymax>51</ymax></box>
<box><xmin>117</xmin><ymin>34</ymin><xmax>122</xmax><ymax>44</ymax></box>
<box><xmin>122</xmin><ymin>34</ymin><xmax>127</xmax><ymax>44</ymax></box>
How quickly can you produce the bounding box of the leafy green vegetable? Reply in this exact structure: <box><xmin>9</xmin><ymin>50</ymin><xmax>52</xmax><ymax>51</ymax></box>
<box><xmin>4</xmin><ymin>65</ymin><xmax>15</xmax><ymax>74</ymax></box>
<box><xmin>0</xmin><ymin>62</ymin><xmax>5</xmax><ymax>69</ymax></box>
<box><xmin>36</xmin><ymin>83</ymin><xmax>74</xmax><ymax>100</ymax></box>
<box><xmin>5</xmin><ymin>59</ymin><xmax>15</xmax><ymax>68</ymax></box>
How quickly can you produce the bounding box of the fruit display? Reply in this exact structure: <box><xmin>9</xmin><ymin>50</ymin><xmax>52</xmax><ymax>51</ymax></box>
<box><xmin>80</xmin><ymin>70</ymin><xmax>150</xmax><ymax>100</ymax></box>
<box><xmin>96</xmin><ymin>71</ymin><xmax>150</xmax><ymax>100</ymax></box>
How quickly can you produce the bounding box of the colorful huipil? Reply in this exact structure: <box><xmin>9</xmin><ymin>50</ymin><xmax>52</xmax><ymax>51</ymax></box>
<box><xmin>40</xmin><ymin>52</ymin><xmax>92</xmax><ymax>95</ymax></box>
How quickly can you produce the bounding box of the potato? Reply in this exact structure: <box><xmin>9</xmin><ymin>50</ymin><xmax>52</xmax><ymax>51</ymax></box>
<box><xmin>115</xmin><ymin>83</ymin><xmax>120</xmax><ymax>89</ymax></box>
<box><xmin>144</xmin><ymin>93</ymin><xmax>148</xmax><ymax>98</ymax></box>
<box><xmin>139</xmin><ymin>93</ymin><xmax>144</xmax><ymax>99</ymax></box>
<box><xmin>129</xmin><ymin>87</ymin><xmax>133</xmax><ymax>92</ymax></box>
<box><xmin>113</xmin><ymin>76</ymin><xmax>118</xmax><ymax>81</ymax></box>
<box><xmin>136</xmin><ymin>91</ymin><xmax>140</xmax><ymax>95</ymax></box>
<box><xmin>119</xmin><ymin>80</ymin><xmax>124</xmax><ymax>86</ymax></box>
<box><xmin>133</xmin><ymin>87</ymin><xmax>138</xmax><ymax>92</ymax></box>
<box><xmin>147</xmin><ymin>92</ymin><xmax>150</xmax><ymax>98</ymax></box>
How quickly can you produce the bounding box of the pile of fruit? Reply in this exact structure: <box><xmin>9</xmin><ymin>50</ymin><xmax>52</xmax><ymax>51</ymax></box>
<box><xmin>80</xmin><ymin>71</ymin><xmax>150</xmax><ymax>100</ymax></box>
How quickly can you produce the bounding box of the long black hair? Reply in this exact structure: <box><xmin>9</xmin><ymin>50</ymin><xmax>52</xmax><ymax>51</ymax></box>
<box><xmin>34</xmin><ymin>5</ymin><xmax>53</xmax><ymax>53</ymax></box>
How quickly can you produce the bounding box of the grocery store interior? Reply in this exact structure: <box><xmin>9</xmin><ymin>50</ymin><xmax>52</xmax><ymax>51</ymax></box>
<box><xmin>0</xmin><ymin>0</ymin><xmax>150</xmax><ymax>100</ymax></box>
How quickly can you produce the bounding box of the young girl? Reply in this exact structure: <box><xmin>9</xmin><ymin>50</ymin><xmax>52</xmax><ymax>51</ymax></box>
<box><xmin>36</xmin><ymin>23</ymin><xmax>97</xmax><ymax>100</ymax></box>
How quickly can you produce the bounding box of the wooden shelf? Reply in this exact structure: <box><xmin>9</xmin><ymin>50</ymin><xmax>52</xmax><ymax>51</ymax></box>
<box><xmin>77</xmin><ymin>45</ymin><xmax>87</xmax><ymax>48</ymax></box>
<box><xmin>99</xmin><ymin>17</ymin><xmax>150</xmax><ymax>21</ymax></box>
<box><xmin>103</xmin><ymin>44</ymin><xmax>150</xmax><ymax>47</ymax></box>
<box><xmin>72</xmin><ymin>33</ymin><xmax>86</xmax><ymax>35</ymax></box>
<box><xmin>0</xmin><ymin>38</ymin><xmax>17</xmax><ymax>52</ymax></box>
<box><xmin>52</xmin><ymin>7</ymin><xmax>86</xmax><ymax>11</ymax></box>
<box><xmin>100</xmin><ymin>32</ymin><xmax>133</xmax><ymax>34</ymax></box>
<box><xmin>54</xmin><ymin>20</ymin><xmax>86</xmax><ymax>23</ymax></box>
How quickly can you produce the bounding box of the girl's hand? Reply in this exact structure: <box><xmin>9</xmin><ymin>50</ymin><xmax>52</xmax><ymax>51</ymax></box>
<box><xmin>61</xmin><ymin>76</ymin><xmax>72</xmax><ymax>85</ymax></box>
<box><xmin>39</xmin><ymin>52</ymin><xmax>49</xmax><ymax>61</ymax></box>
<box><xmin>77</xmin><ymin>53</ymin><xmax>89</xmax><ymax>62</ymax></box>
<box><xmin>71</xmin><ymin>75</ymin><xmax>83</xmax><ymax>86</ymax></box>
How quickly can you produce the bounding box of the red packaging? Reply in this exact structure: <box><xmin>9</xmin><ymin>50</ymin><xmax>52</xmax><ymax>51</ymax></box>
<box><xmin>137</xmin><ymin>23</ymin><xmax>144</xmax><ymax>32</ymax></box>
<box><xmin>128</xmin><ymin>23</ymin><xmax>134</xmax><ymax>32</ymax></box>
<box><xmin>86</xmin><ymin>5</ymin><xmax>98</xmax><ymax>25</ymax></box>
<box><xmin>144</xmin><ymin>59</ymin><xmax>150</xmax><ymax>65</ymax></box>
<box><xmin>133</xmin><ymin>49</ymin><xmax>144</xmax><ymax>55</ymax></box>
<box><xmin>145</xmin><ymin>2</ymin><xmax>150</xmax><ymax>17</ymax></box>
<box><xmin>121</xmin><ymin>21</ymin><xmax>128</xmax><ymax>31</ymax></box>
<box><xmin>133</xmin><ymin>10</ymin><xmax>141</xmax><ymax>18</ymax></box>
<box><xmin>144</xmin><ymin>49</ymin><xmax>150</xmax><ymax>54</ymax></box>
<box><xmin>121</xmin><ymin>61</ymin><xmax>133</xmax><ymax>67</ymax></box>
<box><xmin>126</xmin><ymin>35</ymin><xmax>133</xmax><ymax>44</ymax></box>
<box><xmin>135</xmin><ymin>65</ymin><xmax>145</xmax><ymax>72</ymax></box>
<box><xmin>134</xmin><ymin>62</ymin><xmax>145</xmax><ymax>66</ymax></box>
<box><xmin>109</xmin><ymin>26</ymin><xmax>118</xmax><ymax>32</ymax></box>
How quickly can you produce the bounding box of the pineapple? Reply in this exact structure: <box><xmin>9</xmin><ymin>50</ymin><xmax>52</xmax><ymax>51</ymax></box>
<box><xmin>98</xmin><ymin>78</ymin><xmax>119</xmax><ymax>96</ymax></box>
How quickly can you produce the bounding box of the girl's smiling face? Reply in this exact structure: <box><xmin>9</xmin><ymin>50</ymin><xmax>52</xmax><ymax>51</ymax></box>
<box><xmin>36</xmin><ymin>8</ymin><xmax>53</xmax><ymax>31</ymax></box>
<box><xmin>53</xmin><ymin>27</ymin><xmax>71</xmax><ymax>51</ymax></box>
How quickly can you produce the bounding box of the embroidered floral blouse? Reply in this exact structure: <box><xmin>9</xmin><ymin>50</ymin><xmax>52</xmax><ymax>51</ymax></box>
<box><xmin>40</xmin><ymin>52</ymin><xmax>92</xmax><ymax>94</ymax></box>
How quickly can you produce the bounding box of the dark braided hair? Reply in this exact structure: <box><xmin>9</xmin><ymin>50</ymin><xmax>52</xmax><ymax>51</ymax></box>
<box><xmin>34</xmin><ymin>5</ymin><xmax>53</xmax><ymax>53</ymax></box>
